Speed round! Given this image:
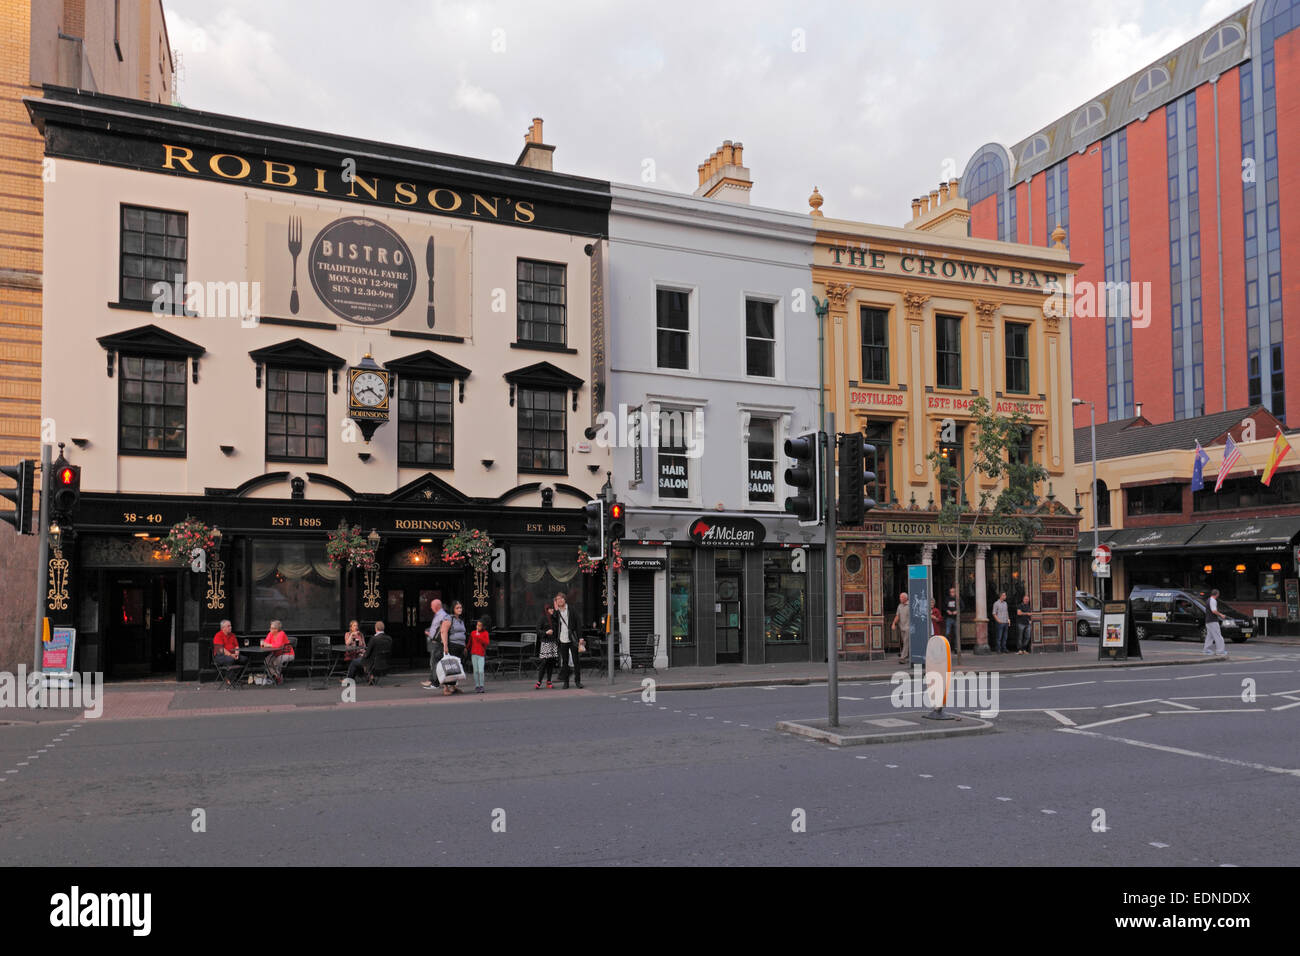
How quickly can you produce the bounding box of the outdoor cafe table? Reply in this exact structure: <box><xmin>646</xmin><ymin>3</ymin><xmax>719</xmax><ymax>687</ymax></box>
<box><xmin>231</xmin><ymin>645</ymin><xmax>275</xmax><ymax>682</ymax></box>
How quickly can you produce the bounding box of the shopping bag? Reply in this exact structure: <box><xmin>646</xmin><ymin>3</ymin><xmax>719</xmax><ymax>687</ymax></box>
<box><xmin>436</xmin><ymin>654</ymin><xmax>465</xmax><ymax>684</ymax></box>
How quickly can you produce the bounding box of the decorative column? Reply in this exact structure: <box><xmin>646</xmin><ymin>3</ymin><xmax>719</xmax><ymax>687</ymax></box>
<box><xmin>921</xmin><ymin>542</ymin><xmax>936</xmax><ymax>603</ymax></box>
<box><xmin>974</xmin><ymin>543</ymin><xmax>990</xmax><ymax>652</ymax></box>
<box><xmin>825</xmin><ymin>281</ymin><xmax>853</xmax><ymax>425</ymax></box>
<box><xmin>903</xmin><ymin>291</ymin><xmax>930</xmax><ymax>491</ymax></box>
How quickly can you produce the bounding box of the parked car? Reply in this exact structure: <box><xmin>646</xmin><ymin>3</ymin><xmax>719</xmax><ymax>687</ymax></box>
<box><xmin>1128</xmin><ymin>585</ymin><xmax>1254</xmax><ymax>643</ymax></box>
<box><xmin>1075</xmin><ymin>590</ymin><xmax>1103</xmax><ymax>636</ymax></box>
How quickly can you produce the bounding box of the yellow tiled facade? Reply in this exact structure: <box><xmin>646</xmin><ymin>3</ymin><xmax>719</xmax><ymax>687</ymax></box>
<box><xmin>811</xmin><ymin>187</ymin><xmax>1083</xmax><ymax>657</ymax></box>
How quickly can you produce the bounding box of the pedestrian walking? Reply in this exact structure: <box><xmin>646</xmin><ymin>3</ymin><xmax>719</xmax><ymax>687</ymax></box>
<box><xmin>944</xmin><ymin>587</ymin><xmax>958</xmax><ymax>642</ymax></box>
<box><xmin>469</xmin><ymin>618</ymin><xmax>490</xmax><ymax>693</ymax></box>
<box><xmin>553</xmin><ymin>592</ymin><xmax>582</xmax><ymax>689</ymax></box>
<box><xmin>421</xmin><ymin>599</ymin><xmax>451</xmax><ymax>690</ymax></box>
<box><xmin>442</xmin><ymin>601</ymin><xmax>469</xmax><ymax>695</ymax></box>
<box><xmin>930</xmin><ymin>604</ymin><xmax>945</xmax><ymax>638</ymax></box>
<box><xmin>1015</xmin><ymin>595</ymin><xmax>1033</xmax><ymax>654</ymax></box>
<box><xmin>892</xmin><ymin>593</ymin><xmax>910</xmax><ymax>664</ymax></box>
<box><xmin>535</xmin><ymin>603</ymin><xmax>560</xmax><ymax>689</ymax></box>
<box><xmin>1204</xmin><ymin>588</ymin><xmax>1227</xmax><ymax>658</ymax></box>
<box><xmin>992</xmin><ymin>593</ymin><xmax>1010</xmax><ymax>653</ymax></box>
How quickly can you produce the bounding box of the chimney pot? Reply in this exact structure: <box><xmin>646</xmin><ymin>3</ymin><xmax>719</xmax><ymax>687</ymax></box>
<box><xmin>929</xmin><ymin>189</ymin><xmax>940</xmax><ymax>208</ymax></box>
<box><xmin>920</xmin><ymin>195</ymin><xmax>930</xmax><ymax>213</ymax></box>
<box><xmin>938</xmin><ymin>181</ymin><xmax>949</xmax><ymax>202</ymax></box>
<box><xmin>911</xmin><ymin>198</ymin><xmax>922</xmax><ymax>220</ymax></box>
<box><xmin>949</xmin><ymin>177</ymin><xmax>959</xmax><ymax>195</ymax></box>
<box><xmin>733</xmin><ymin>142</ymin><xmax>743</xmax><ymax>165</ymax></box>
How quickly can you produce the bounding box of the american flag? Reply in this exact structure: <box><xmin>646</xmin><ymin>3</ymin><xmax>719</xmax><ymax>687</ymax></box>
<box><xmin>1214</xmin><ymin>436</ymin><xmax>1242</xmax><ymax>492</ymax></box>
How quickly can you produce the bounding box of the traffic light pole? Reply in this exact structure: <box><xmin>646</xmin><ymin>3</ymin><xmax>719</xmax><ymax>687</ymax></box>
<box><xmin>33</xmin><ymin>442</ymin><xmax>49</xmax><ymax>673</ymax></box>
<box><xmin>825</xmin><ymin>413</ymin><xmax>839</xmax><ymax>728</ymax></box>
<box><xmin>603</xmin><ymin>480</ymin><xmax>616</xmax><ymax>685</ymax></box>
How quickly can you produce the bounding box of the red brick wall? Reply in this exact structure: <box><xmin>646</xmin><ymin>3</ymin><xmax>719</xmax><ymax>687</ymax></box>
<box><xmin>1068</xmin><ymin>147</ymin><xmax>1106</xmax><ymax>427</ymax></box>
<box><xmin>1031</xmin><ymin>172</ymin><xmax>1047</xmax><ymax>246</ymax></box>
<box><xmin>969</xmin><ymin>193</ymin><xmax>998</xmax><ymax>241</ymax></box>
<box><xmin>1275</xmin><ymin>28</ymin><xmax>1300</xmax><ymax>426</ymax></box>
<box><xmin>1127</xmin><ymin>107</ymin><xmax>1172</xmax><ymax>424</ymax></box>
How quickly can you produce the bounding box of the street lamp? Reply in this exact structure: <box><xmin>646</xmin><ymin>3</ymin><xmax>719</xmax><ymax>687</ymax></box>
<box><xmin>367</xmin><ymin>529</ymin><xmax>380</xmax><ymax>548</ymax></box>
<box><xmin>1072</xmin><ymin>397</ymin><xmax>1101</xmax><ymax>600</ymax></box>
<box><xmin>49</xmin><ymin>520</ymin><xmax>62</xmax><ymax>552</ymax></box>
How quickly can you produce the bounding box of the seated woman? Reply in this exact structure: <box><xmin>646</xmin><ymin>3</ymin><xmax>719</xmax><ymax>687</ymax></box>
<box><xmin>343</xmin><ymin>619</ymin><xmax>366</xmax><ymax>664</ymax></box>
<box><xmin>261</xmin><ymin>620</ymin><xmax>294</xmax><ymax>684</ymax></box>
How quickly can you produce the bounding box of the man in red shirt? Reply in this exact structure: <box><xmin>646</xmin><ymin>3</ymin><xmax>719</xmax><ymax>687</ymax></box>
<box><xmin>213</xmin><ymin>620</ymin><xmax>240</xmax><ymax>664</ymax></box>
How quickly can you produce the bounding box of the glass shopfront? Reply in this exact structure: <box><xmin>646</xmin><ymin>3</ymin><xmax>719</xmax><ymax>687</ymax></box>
<box><xmin>507</xmin><ymin>544</ymin><xmax>584</xmax><ymax>628</ymax></box>
<box><xmin>763</xmin><ymin>550</ymin><xmax>805</xmax><ymax>643</ymax></box>
<box><xmin>670</xmin><ymin>548</ymin><xmax>693</xmax><ymax>647</ymax></box>
<box><xmin>251</xmin><ymin>539</ymin><xmax>340</xmax><ymax>631</ymax></box>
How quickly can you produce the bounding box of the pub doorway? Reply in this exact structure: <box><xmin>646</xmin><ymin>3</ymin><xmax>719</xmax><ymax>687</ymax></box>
<box><xmin>882</xmin><ymin>544</ymin><xmax>921</xmax><ymax>655</ymax></box>
<box><xmin>384</xmin><ymin>570</ymin><xmax>464</xmax><ymax>667</ymax></box>
<box><xmin>104</xmin><ymin>571</ymin><xmax>178</xmax><ymax>679</ymax></box>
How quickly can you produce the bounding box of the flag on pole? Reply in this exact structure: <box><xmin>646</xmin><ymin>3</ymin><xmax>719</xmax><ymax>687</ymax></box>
<box><xmin>1214</xmin><ymin>436</ymin><xmax>1243</xmax><ymax>492</ymax></box>
<box><xmin>1261</xmin><ymin>429</ymin><xmax>1294</xmax><ymax>486</ymax></box>
<box><xmin>1191</xmin><ymin>441</ymin><xmax>1211</xmax><ymax>491</ymax></box>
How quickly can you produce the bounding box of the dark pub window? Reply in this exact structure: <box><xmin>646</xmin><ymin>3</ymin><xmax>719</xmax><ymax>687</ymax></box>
<box><xmin>1005</xmin><ymin>322</ymin><xmax>1030</xmax><ymax>394</ymax></box>
<box><xmin>936</xmin><ymin>314</ymin><xmax>962</xmax><ymax>389</ymax></box>
<box><xmin>748</xmin><ymin>419</ymin><xmax>776</xmax><ymax>503</ymax></box>
<box><xmin>119</xmin><ymin>355</ymin><xmax>186</xmax><ymax>455</ymax></box>
<box><xmin>656</xmin><ymin>289</ymin><xmax>690</xmax><ymax>369</ymax></box>
<box><xmin>939</xmin><ymin>426</ymin><xmax>965</xmax><ymax>506</ymax></box>
<box><xmin>121</xmin><ymin>205</ymin><xmax>187</xmax><ymax>307</ymax></box>
<box><xmin>861</xmin><ymin>306</ymin><xmax>889</xmax><ymax>383</ymax></box>
<box><xmin>1095</xmin><ymin>479</ymin><xmax>1111</xmax><ymax>526</ymax></box>
<box><xmin>397</xmin><ymin>378</ymin><xmax>453</xmax><ymax>467</ymax></box>
<box><xmin>1125</xmin><ymin>482</ymin><xmax>1182</xmax><ymax>515</ymax></box>
<box><xmin>745</xmin><ymin>299</ymin><xmax>776</xmax><ymax>377</ymax></box>
<box><xmin>517</xmin><ymin>259</ymin><xmax>567</xmax><ymax>347</ymax></box>
<box><xmin>266</xmin><ymin>368</ymin><xmax>327</xmax><ymax>462</ymax></box>
<box><xmin>517</xmin><ymin>386</ymin><xmax>566</xmax><ymax>474</ymax></box>
<box><xmin>864</xmin><ymin>420</ymin><xmax>892</xmax><ymax>505</ymax></box>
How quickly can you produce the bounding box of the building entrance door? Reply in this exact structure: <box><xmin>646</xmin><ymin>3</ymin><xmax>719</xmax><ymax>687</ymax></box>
<box><xmin>715</xmin><ymin>572</ymin><xmax>743</xmax><ymax>663</ymax></box>
<box><xmin>385</xmin><ymin>571</ymin><xmax>462</xmax><ymax>667</ymax></box>
<box><xmin>105</xmin><ymin>571</ymin><xmax>177</xmax><ymax>678</ymax></box>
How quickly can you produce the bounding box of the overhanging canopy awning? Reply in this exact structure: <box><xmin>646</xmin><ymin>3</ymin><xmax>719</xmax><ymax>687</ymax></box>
<box><xmin>1187</xmin><ymin>516</ymin><xmax>1300</xmax><ymax>550</ymax></box>
<box><xmin>1076</xmin><ymin>525</ymin><xmax>1203</xmax><ymax>552</ymax></box>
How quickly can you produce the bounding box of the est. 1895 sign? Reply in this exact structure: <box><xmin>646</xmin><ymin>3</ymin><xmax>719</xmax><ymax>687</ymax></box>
<box><xmin>310</xmin><ymin>217</ymin><xmax>417</xmax><ymax>324</ymax></box>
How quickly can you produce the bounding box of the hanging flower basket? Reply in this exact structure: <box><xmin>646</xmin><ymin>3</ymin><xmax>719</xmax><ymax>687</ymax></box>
<box><xmin>441</xmin><ymin>528</ymin><xmax>493</xmax><ymax>575</ymax></box>
<box><xmin>326</xmin><ymin>521</ymin><xmax>378</xmax><ymax>571</ymax></box>
<box><xmin>576</xmin><ymin>540</ymin><xmax>623</xmax><ymax>574</ymax></box>
<box><xmin>160</xmin><ymin>516</ymin><xmax>218</xmax><ymax>561</ymax></box>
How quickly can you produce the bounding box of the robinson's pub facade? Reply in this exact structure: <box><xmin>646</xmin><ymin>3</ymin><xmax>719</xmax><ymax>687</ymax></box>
<box><xmin>28</xmin><ymin>88</ymin><xmax>612</xmax><ymax>679</ymax></box>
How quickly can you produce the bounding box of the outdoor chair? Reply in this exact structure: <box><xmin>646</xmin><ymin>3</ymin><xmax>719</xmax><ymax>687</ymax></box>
<box><xmin>212</xmin><ymin>650</ymin><xmax>245</xmax><ymax>690</ymax></box>
<box><xmin>365</xmin><ymin>643</ymin><xmax>391</xmax><ymax>685</ymax></box>
<box><xmin>623</xmin><ymin>632</ymin><xmax>659</xmax><ymax>672</ymax></box>
<box><xmin>307</xmin><ymin>635</ymin><xmax>334</xmax><ymax>689</ymax></box>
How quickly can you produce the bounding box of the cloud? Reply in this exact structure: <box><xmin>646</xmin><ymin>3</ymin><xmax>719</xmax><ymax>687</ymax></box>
<box><xmin>452</xmin><ymin>79</ymin><xmax>502</xmax><ymax>116</ymax></box>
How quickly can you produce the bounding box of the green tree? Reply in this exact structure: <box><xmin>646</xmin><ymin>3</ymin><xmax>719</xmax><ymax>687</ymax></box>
<box><xmin>925</xmin><ymin>396</ymin><xmax>1050</xmax><ymax>660</ymax></box>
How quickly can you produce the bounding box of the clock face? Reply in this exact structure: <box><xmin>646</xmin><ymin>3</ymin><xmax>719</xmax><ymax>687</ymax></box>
<box><xmin>351</xmin><ymin>370</ymin><xmax>388</xmax><ymax>407</ymax></box>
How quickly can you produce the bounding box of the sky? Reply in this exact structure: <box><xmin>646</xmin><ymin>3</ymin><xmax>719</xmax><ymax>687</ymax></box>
<box><xmin>162</xmin><ymin>0</ymin><xmax>1245</xmax><ymax>225</ymax></box>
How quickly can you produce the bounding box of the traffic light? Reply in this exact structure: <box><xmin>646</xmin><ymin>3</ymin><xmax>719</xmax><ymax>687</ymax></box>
<box><xmin>783</xmin><ymin>431</ymin><xmax>822</xmax><ymax>527</ymax></box>
<box><xmin>836</xmin><ymin>433</ymin><xmax>878</xmax><ymax>526</ymax></box>
<box><xmin>607</xmin><ymin>500</ymin><xmax>625</xmax><ymax>543</ymax></box>
<box><xmin>0</xmin><ymin>459</ymin><xmax>34</xmax><ymax>534</ymax></box>
<box><xmin>50</xmin><ymin>459</ymin><xmax>81</xmax><ymax>521</ymax></box>
<box><xmin>584</xmin><ymin>499</ymin><xmax>604</xmax><ymax>556</ymax></box>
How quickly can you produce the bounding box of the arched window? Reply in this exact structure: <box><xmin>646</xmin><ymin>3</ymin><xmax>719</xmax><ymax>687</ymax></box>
<box><xmin>1019</xmin><ymin>135</ymin><xmax>1050</xmax><ymax>165</ymax></box>
<box><xmin>1132</xmin><ymin>66</ymin><xmax>1170</xmax><ymax>101</ymax></box>
<box><xmin>1071</xmin><ymin>102</ymin><xmax>1106</xmax><ymax>137</ymax></box>
<box><xmin>1095</xmin><ymin>479</ymin><xmax>1111</xmax><ymax>527</ymax></box>
<box><xmin>1200</xmin><ymin>23</ymin><xmax>1244</xmax><ymax>62</ymax></box>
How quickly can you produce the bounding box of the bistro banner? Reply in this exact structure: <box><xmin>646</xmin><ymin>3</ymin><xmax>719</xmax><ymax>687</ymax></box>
<box><xmin>246</xmin><ymin>198</ymin><xmax>471</xmax><ymax>334</ymax></box>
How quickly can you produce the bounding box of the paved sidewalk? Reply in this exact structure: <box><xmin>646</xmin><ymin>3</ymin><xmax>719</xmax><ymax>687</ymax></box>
<box><xmin>0</xmin><ymin>637</ymin><xmax>1281</xmax><ymax>725</ymax></box>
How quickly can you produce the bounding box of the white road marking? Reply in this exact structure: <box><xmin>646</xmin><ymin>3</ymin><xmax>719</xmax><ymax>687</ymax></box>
<box><xmin>1059</xmin><ymin>728</ymin><xmax>1300</xmax><ymax>776</ymax></box>
<box><xmin>1272</xmin><ymin>688</ymin><xmax>1300</xmax><ymax>696</ymax></box>
<box><xmin>855</xmin><ymin>755</ymin><xmax>869</xmax><ymax>760</ymax></box>
<box><xmin>1104</xmin><ymin>678</ymin><xmax>1172</xmax><ymax>683</ymax></box>
<box><xmin>1155</xmin><ymin>699</ymin><xmax>1200</xmax><ymax>710</ymax></box>
<box><xmin>839</xmin><ymin>696</ymin><xmax>863</xmax><ymax>701</ymax></box>
<box><xmin>1045</xmin><ymin>710</ymin><xmax>1077</xmax><ymax>726</ymax></box>
<box><xmin>1073</xmin><ymin>713</ymin><xmax>1152</xmax><ymax>730</ymax></box>
<box><xmin>1155</xmin><ymin>708</ymin><xmax>1266</xmax><ymax>714</ymax></box>
<box><xmin>996</xmin><ymin>797</ymin><xmax>1012</xmax><ymax>801</ymax></box>
<box><xmin>1150</xmin><ymin>842</ymin><xmax>1170</xmax><ymax>849</ymax></box>
<box><xmin>918</xmin><ymin>774</ymin><xmax>933</xmax><ymax>778</ymax></box>
<box><xmin>1174</xmin><ymin>673</ymin><xmax>1216</xmax><ymax>680</ymax></box>
<box><xmin>1041</xmin><ymin>809</ymin><xmax>1057</xmax><ymax>815</ymax></box>
<box><xmin>1270</xmin><ymin>700</ymin><xmax>1300</xmax><ymax>711</ymax></box>
<box><xmin>886</xmin><ymin>764</ymin><xmax>898</xmax><ymax>768</ymax></box>
<box><xmin>1039</xmin><ymin>681</ymin><xmax>1095</xmax><ymax>689</ymax></box>
<box><xmin>1164</xmin><ymin>694</ymin><xmax>1252</xmax><ymax>700</ymax></box>
<box><xmin>1104</xmin><ymin>698</ymin><xmax>1164</xmax><ymax>708</ymax></box>
<box><xmin>958</xmin><ymin>785</ymin><xmax>972</xmax><ymax>790</ymax></box>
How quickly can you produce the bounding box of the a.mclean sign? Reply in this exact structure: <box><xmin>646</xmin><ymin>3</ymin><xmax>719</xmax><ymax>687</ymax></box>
<box><xmin>688</xmin><ymin>516</ymin><xmax>766</xmax><ymax>548</ymax></box>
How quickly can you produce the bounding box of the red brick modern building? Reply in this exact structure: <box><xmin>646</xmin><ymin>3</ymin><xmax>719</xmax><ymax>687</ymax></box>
<box><xmin>956</xmin><ymin>2</ymin><xmax>1299</xmax><ymax>430</ymax></box>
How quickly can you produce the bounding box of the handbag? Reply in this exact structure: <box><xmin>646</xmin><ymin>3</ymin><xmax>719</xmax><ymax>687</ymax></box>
<box><xmin>578</xmin><ymin>638</ymin><xmax>587</xmax><ymax>653</ymax></box>
<box><xmin>436</xmin><ymin>653</ymin><xmax>465</xmax><ymax>684</ymax></box>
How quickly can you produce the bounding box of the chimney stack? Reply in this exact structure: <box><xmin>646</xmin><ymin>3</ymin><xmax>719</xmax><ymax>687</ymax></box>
<box><xmin>515</xmin><ymin>116</ymin><xmax>555</xmax><ymax>171</ymax></box>
<box><xmin>938</xmin><ymin>181</ymin><xmax>949</xmax><ymax>203</ymax></box>
<box><xmin>694</xmin><ymin>139</ymin><xmax>752</xmax><ymax>204</ymax></box>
